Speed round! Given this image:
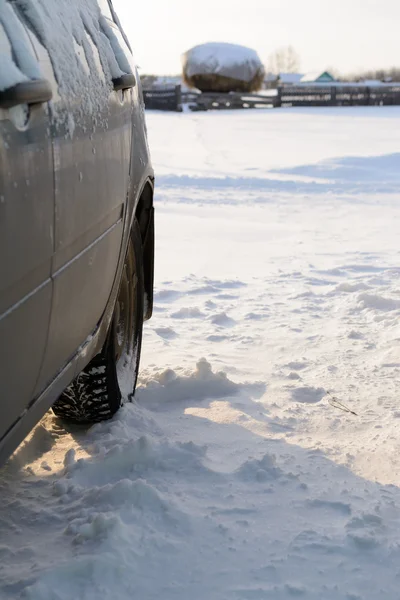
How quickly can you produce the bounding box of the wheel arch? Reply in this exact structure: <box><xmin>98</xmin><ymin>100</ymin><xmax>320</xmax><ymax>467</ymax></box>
<box><xmin>133</xmin><ymin>180</ymin><xmax>154</xmax><ymax>321</ymax></box>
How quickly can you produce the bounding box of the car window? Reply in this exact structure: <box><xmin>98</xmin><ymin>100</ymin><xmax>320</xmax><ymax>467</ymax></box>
<box><xmin>0</xmin><ymin>22</ymin><xmax>13</xmax><ymax>62</ymax></box>
<box><xmin>0</xmin><ymin>5</ymin><xmax>42</xmax><ymax>91</ymax></box>
<box><xmin>97</xmin><ymin>0</ymin><xmax>113</xmax><ymax>20</ymax></box>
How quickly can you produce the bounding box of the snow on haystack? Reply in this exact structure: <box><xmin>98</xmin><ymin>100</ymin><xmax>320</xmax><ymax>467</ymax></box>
<box><xmin>182</xmin><ymin>42</ymin><xmax>265</xmax><ymax>93</ymax></box>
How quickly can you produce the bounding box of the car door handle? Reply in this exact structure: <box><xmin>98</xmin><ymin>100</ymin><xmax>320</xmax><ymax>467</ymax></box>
<box><xmin>0</xmin><ymin>79</ymin><xmax>53</xmax><ymax>110</ymax></box>
<box><xmin>112</xmin><ymin>73</ymin><xmax>136</xmax><ymax>91</ymax></box>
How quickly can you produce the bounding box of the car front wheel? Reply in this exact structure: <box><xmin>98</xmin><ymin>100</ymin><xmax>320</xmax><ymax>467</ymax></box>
<box><xmin>52</xmin><ymin>219</ymin><xmax>144</xmax><ymax>424</ymax></box>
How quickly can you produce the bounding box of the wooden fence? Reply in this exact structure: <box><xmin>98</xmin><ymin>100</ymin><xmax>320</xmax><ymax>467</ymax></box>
<box><xmin>142</xmin><ymin>85</ymin><xmax>400</xmax><ymax>112</ymax></box>
<box><xmin>186</xmin><ymin>91</ymin><xmax>275</xmax><ymax>111</ymax></box>
<box><xmin>278</xmin><ymin>85</ymin><xmax>400</xmax><ymax>107</ymax></box>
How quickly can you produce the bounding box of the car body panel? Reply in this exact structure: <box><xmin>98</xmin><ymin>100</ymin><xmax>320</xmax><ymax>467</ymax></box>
<box><xmin>0</xmin><ymin>13</ymin><xmax>54</xmax><ymax>438</ymax></box>
<box><xmin>36</xmin><ymin>220</ymin><xmax>123</xmax><ymax>392</ymax></box>
<box><xmin>28</xmin><ymin>9</ymin><xmax>134</xmax><ymax>392</ymax></box>
<box><xmin>0</xmin><ymin>0</ymin><xmax>154</xmax><ymax>466</ymax></box>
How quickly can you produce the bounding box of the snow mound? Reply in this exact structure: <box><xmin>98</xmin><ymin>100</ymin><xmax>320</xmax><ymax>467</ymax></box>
<box><xmin>236</xmin><ymin>453</ymin><xmax>284</xmax><ymax>482</ymax></box>
<box><xmin>358</xmin><ymin>292</ymin><xmax>400</xmax><ymax>312</ymax></box>
<box><xmin>62</xmin><ymin>434</ymin><xmax>214</xmax><ymax>488</ymax></box>
<box><xmin>136</xmin><ymin>359</ymin><xmax>243</xmax><ymax>407</ymax></box>
<box><xmin>66</xmin><ymin>511</ymin><xmax>121</xmax><ymax>544</ymax></box>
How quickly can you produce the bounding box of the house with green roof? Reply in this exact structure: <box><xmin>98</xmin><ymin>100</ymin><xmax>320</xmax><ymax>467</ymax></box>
<box><xmin>300</xmin><ymin>71</ymin><xmax>336</xmax><ymax>84</ymax></box>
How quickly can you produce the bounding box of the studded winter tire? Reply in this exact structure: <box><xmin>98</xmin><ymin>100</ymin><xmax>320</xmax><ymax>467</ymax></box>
<box><xmin>52</xmin><ymin>220</ymin><xmax>144</xmax><ymax>423</ymax></box>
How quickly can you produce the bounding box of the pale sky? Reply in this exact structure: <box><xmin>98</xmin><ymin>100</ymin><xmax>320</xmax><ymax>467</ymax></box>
<box><xmin>113</xmin><ymin>0</ymin><xmax>400</xmax><ymax>76</ymax></box>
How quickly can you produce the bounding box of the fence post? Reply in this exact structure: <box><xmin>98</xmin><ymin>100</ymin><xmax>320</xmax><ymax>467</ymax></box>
<box><xmin>275</xmin><ymin>87</ymin><xmax>282</xmax><ymax>108</ymax></box>
<box><xmin>330</xmin><ymin>86</ymin><xmax>336</xmax><ymax>106</ymax></box>
<box><xmin>365</xmin><ymin>87</ymin><xmax>370</xmax><ymax>106</ymax></box>
<box><xmin>175</xmin><ymin>85</ymin><xmax>183</xmax><ymax>112</ymax></box>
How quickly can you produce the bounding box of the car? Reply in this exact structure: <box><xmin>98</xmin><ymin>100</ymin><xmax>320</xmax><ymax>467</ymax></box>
<box><xmin>0</xmin><ymin>0</ymin><xmax>154</xmax><ymax>465</ymax></box>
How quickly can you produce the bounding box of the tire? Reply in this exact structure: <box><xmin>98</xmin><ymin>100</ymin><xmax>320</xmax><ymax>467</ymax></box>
<box><xmin>52</xmin><ymin>220</ymin><xmax>144</xmax><ymax>424</ymax></box>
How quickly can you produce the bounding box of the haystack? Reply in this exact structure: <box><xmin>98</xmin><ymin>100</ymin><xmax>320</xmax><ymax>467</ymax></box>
<box><xmin>182</xmin><ymin>42</ymin><xmax>265</xmax><ymax>93</ymax></box>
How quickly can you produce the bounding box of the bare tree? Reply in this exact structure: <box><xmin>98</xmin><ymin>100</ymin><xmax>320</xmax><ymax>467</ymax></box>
<box><xmin>268</xmin><ymin>46</ymin><xmax>300</xmax><ymax>74</ymax></box>
<box><xmin>342</xmin><ymin>67</ymin><xmax>400</xmax><ymax>83</ymax></box>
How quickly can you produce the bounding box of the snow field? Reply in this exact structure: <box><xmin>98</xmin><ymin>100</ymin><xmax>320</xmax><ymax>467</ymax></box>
<box><xmin>2</xmin><ymin>107</ymin><xmax>400</xmax><ymax>599</ymax></box>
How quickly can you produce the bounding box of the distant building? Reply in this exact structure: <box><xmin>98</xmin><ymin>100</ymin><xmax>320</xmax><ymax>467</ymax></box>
<box><xmin>278</xmin><ymin>73</ymin><xmax>304</xmax><ymax>86</ymax></box>
<box><xmin>264</xmin><ymin>73</ymin><xmax>303</xmax><ymax>88</ymax></box>
<box><xmin>265</xmin><ymin>71</ymin><xmax>336</xmax><ymax>88</ymax></box>
<box><xmin>300</xmin><ymin>71</ymin><xmax>336</xmax><ymax>84</ymax></box>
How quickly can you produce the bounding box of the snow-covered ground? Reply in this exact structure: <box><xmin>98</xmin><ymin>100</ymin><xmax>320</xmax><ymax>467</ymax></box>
<box><xmin>2</xmin><ymin>107</ymin><xmax>400</xmax><ymax>599</ymax></box>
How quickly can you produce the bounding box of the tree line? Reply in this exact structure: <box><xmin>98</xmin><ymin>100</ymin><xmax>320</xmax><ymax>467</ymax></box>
<box><xmin>267</xmin><ymin>46</ymin><xmax>400</xmax><ymax>82</ymax></box>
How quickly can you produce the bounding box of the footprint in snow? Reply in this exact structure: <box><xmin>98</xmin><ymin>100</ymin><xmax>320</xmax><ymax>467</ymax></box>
<box><xmin>205</xmin><ymin>279</ymin><xmax>247</xmax><ymax>290</ymax></box>
<box><xmin>346</xmin><ymin>513</ymin><xmax>383</xmax><ymax>530</ymax></box>
<box><xmin>292</xmin><ymin>386</ymin><xmax>325</xmax><ymax>404</ymax></box>
<box><xmin>155</xmin><ymin>327</ymin><xmax>178</xmax><ymax>340</ymax></box>
<box><xmin>335</xmin><ymin>281</ymin><xmax>370</xmax><ymax>293</ymax></box>
<box><xmin>154</xmin><ymin>289</ymin><xmax>182</xmax><ymax>303</ymax></box>
<box><xmin>236</xmin><ymin>453</ymin><xmax>284</xmax><ymax>483</ymax></box>
<box><xmin>191</xmin><ymin>285</ymin><xmax>220</xmax><ymax>295</ymax></box>
<box><xmin>348</xmin><ymin>330</ymin><xmax>364</xmax><ymax>340</ymax></box>
<box><xmin>171</xmin><ymin>307</ymin><xmax>205</xmax><ymax>319</ymax></box>
<box><xmin>285</xmin><ymin>361</ymin><xmax>309</xmax><ymax>371</ymax></box>
<box><xmin>216</xmin><ymin>293</ymin><xmax>239</xmax><ymax>300</ymax></box>
<box><xmin>205</xmin><ymin>300</ymin><xmax>217</xmax><ymax>310</ymax></box>
<box><xmin>245</xmin><ymin>312</ymin><xmax>266</xmax><ymax>321</ymax></box>
<box><xmin>207</xmin><ymin>334</ymin><xmax>230</xmax><ymax>343</ymax></box>
<box><xmin>210</xmin><ymin>312</ymin><xmax>236</xmax><ymax>328</ymax></box>
<box><xmin>287</xmin><ymin>372</ymin><xmax>301</xmax><ymax>381</ymax></box>
<box><xmin>308</xmin><ymin>499</ymin><xmax>352</xmax><ymax>515</ymax></box>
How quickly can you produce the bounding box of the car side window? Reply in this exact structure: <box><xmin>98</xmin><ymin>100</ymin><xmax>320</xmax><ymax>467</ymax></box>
<box><xmin>0</xmin><ymin>22</ymin><xmax>13</xmax><ymax>64</ymax></box>
<box><xmin>0</xmin><ymin>6</ymin><xmax>42</xmax><ymax>92</ymax></box>
<box><xmin>97</xmin><ymin>0</ymin><xmax>114</xmax><ymax>21</ymax></box>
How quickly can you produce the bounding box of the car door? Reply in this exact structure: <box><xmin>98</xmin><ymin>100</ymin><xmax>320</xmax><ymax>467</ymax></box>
<box><xmin>22</xmin><ymin>0</ymin><xmax>137</xmax><ymax>392</ymax></box>
<box><xmin>0</xmin><ymin>4</ymin><xmax>54</xmax><ymax>437</ymax></box>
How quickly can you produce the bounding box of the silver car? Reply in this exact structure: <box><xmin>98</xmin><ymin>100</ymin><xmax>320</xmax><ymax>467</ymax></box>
<box><xmin>0</xmin><ymin>0</ymin><xmax>154</xmax><ymax>464</ymax></box>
